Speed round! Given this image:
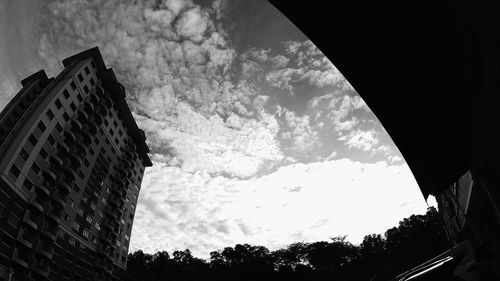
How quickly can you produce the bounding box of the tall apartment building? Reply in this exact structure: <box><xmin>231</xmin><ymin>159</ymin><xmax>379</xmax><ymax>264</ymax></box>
<box><xmin>0</xmin><ymin>47</ymin><xmax>152</xmax><ymax>281</ymax></box>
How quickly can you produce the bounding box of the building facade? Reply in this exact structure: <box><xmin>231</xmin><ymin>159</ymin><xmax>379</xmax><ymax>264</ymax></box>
<box><xmin>0</xmin><ymin>47</ymin><xmax>152</xmax><ymax>281</ymax></box>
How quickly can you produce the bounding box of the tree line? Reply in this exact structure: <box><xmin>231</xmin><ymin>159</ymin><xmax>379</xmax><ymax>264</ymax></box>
<box><xmin>125</xmin><ymin>207</ymin><xmax>449</xmax><ymax>281</ymax></box>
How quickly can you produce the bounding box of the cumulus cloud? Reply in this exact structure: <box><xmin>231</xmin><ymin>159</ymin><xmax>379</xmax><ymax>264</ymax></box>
<box><xmin>135</xmin><ymin>103</ymin><xmax>284</xmax><ymax>179</ymax></box>
<box><xmin>280</xmin><ymin>110</ymin><xmax>320</xmax><ymax>155</ymax></box>
<box><xmin>264</xmin><ymin>40</ymin><xmax>352</xmax><ymax>92</ymax></box>
<box><xmin>339</xmin><ymin>129</ymin><xmax>380</xmax><ymax>151</ymax></box>
<box><xmin>176</xmin><ymin>7</ymin><xmax>209</xmax><ymax>42</ymax></box>
<box><xmin>2</xmin><ymin>0</ymin><xmax>427</xmax><ymax>260</ymax></box>
<box><xmin>130</xmin><ymin>159</ymin><xmax>431</xmax><ymax>258</ymax></box>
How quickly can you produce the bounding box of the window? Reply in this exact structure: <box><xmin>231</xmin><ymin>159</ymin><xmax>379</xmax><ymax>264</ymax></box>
<box><xmin>90</xmin><ymin>78</ymin><xmax>95</xmax><ymax>86</ymax></box>
<box><xmin>78</xmin><ymin>171</ymin><xmax>85</xmax><ymax>179</ymax></box>
<box><xmin>55</xmin><ymin>98</ymin><xmax>62</xmax><ymax>109</ymax></box>
<box><xmin>46</xmin><ymin>109</ymin><xmax>54</xmax><ymax>120</ymax></box>
<box><xmin>48</xmin><ymin>135</ymin><xmax>55</xmax><ymax>145</ymax></box>
<box><xmin>63</xmin><ymin>112</ymin><xmax>69</xmax><ymax>122</ymax></box>
<box><xmin>9</xmin><ymin>165</ymin><xmax>20</xmax><ymax>178</ymax></box>
<box><xmin>86</xmin><ymin>216</ymin><xmax>92</xmax><ymax>223</ymax></box>
<box><xmin>72</xmin><ymin>222</ymin><xmax>80</xmax><ymax>232</ymax></box>
<box><xmin>82</xmin><ymin>229</ymin><xmax>89</xmax><ymax>238</ymax></box>
<box><xmin>84</xmin><ymin>159</ymin><xmax>89</xmax><ymax>167</ymax></box>
<box><xmin>113</xmin><ymin>120</ymin><xmax>118</xmax><ymax>128</ymax></box>
<box><xmin>77</xmin><ymin>73</ymin><xmax>83</xmax><ymax>82</ymax></box>
<box><xmin>120</xmin><ymin>218</ymin><xmax>125</xmax><ymax>224</ymax></box>
<box><xmin>124</xmin><ymin>234</ymin><xmax>129</xmax><ymax>241</ymax></box>
<box><xmin>23</xmin><ymin>179</ymin><xmax>33</xmax><ymax>191</ymax></box>
<box><xmin>91</xmin><ymin>61</ymin><xmax>95</xmax><ymax>68</ymax></box>
<box><xmin>38</xmin><ymin>120</ymin><xmax>46</xmax><ymax>132</ymax></box>
<box><xmin>77</xmin><ymin>208</ymin><xmax>84</xmax><ymax>216</ymax></box>
<box><xmin>63</xmin><ymin>89</ymin><xmax>70</xmax><ymax>99</ymax></box>
<box><xmin>95</xmin><ymin>222</ymin><xmax>101</xmax><ymax>230</ymax></box>
<box><xmin>8</xmin><ymin>215</ymin><xmax>19</xmax><ymax>227</ymax></box>
<box><xmin>69</xmin><ymin>237</ymin><xmax>76</xmax><ymax>246</ymax></box>
<box><xmin>40</xmin><ymin>148</ymin><xmax>48</xmax><ymax>159</ymax></box>
<box><xmin>63</xmin><ymin>212</ymin><xmax>70</xmax><ymax>222</ymax></box>
<box><xmin>83</xmin><ymin>85</ymin><xmax>89</xmax><ymax>93</ymax></box>
<box><xmin>82</xmin><ymin>196</ymin><xmax>88</xmax><ymax>203</ymax></box>
<box><xmin>55</xmin><ymin>123</ymin><xmax>62</xmax><ymax>133</ymax></box>
<box><xmin>98</xmin><ymin>210</ymin><xmax>103</xmax><ymax>218</ymax></box>
<box><xmin>31</xmin><ymin>163</ymin><xmax>40</xmax><ymax>174</ymax></box>
<box><xmin>116</xmin><ymin>240</ymin><xmax>121</xmax><ymax>247</ymax></box>
<box><xmin>84</xmin><ymin>66</ymin><xmax>90</xmax><ymax>75</ymax></box>
<box><xmin>90</xmin><ymin>203</ymin><xmax>96</xmax><ymax>210</ymax></box>
<box><xmin>73</xmin><ymin>183</ymin><xmax>80</xmax><ymax>193</ymax></box>
<box><xmin>70</xmin><ymin>102</ymin><xmax>76</xmax><ymax>111</ymax></box>
<box><xmin>89</xmin><ymin>147</ymin><xmax>95</xmax><ymax>155</ymax></box>
<box><xmin>69</xmin><ymin>199</ymin><xmax>75</xmax><ymax>208</ymax></box>
<box><xmin>77</xmin><ymin>93</ymin><xmax>83</xmax><ymax>102</ymax></box>
<box><xmin>101</xmin><ymin>198</ymin><xmax>106</xmax><ymax>205</ymax></box>
<box><xmin>70</xmin><ymin>81</ymin><xmax>77</xmax><ymax>90</ymax></box>
<box><xmin>19</xmin><ymin>148</ymin><xmax>29</xmax><ymax>161</ymax></box>
<box><xmin>28</xmin><ymin>134</ymin><xmax>37</xmax><ymax>146</ymax></box>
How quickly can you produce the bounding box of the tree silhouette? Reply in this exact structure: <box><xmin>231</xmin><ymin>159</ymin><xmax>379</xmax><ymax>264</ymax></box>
<box><xmin>125</xmin><ymin>207</ymin><xmax>449</xmax><ymax>281</ymax></box>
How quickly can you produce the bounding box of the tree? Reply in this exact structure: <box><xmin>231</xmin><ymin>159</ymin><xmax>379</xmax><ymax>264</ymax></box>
<box><xmin>125</xmin><ymin>207</ymin><xmax>449</xmax><ymax>281</ymax></box>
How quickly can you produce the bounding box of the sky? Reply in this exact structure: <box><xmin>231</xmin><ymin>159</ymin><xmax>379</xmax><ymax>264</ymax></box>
<box><xmin>0</xmin><ymin>0</ymin><xmax>435</xmax><ymax>258</ymax></box>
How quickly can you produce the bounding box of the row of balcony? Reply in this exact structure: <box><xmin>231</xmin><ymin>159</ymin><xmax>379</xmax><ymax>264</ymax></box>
<box><xmin>11</xmin><ymin>246</ymin><xmax>51</xmax><ymax>277</ymax></box>
<box><xmin>21</xmin><ymin>211</ymin><xmax>59</xmax><ymax>240</ymax></box>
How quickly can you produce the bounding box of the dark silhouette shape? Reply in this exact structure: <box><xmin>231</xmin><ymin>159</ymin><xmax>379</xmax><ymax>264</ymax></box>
<box><xmin>125</xmin><ymin>207</ymin><xmax>449</xmax><ymax>281</ymax></box>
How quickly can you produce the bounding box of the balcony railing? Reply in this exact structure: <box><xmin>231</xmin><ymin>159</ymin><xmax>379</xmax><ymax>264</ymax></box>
<box><xmin>62</xmin><ymin>168</ymin><xmax>76</xmax><ymax>184</ymax></box>
<box><xmin>29</xmin><ymin>192</ymin><xmax>46</xmax><ymax>213</ymax></box>
<box><xmin>36</xmin><ymin>183</ymin><xmax>51</xmax><ymax>197</ymax></box>
<box><xmin>58</xmin><ymin>142</ymin><xmax>70</xmax><ymax>154</ymax></box>
<box><xmin>51</xmin><ymin>189</ymin><xmax>67</xmax><ymax>209</ymax></box>
<box><xmin>11</xmin><ymin>247</ymin><xmax>30</xmax><ymax>268</ymax></box>
<box><xmin>78</xmin><ymin>109</ymin><xmax>89</xmax><ymax>121</ymax></box>
<box><xmin>44</xmin><ymin>203</ymin><xmax>62</xmax><ymax>224</ymax></box>
<box><xmin>35</xmin><ymin>239</ymin><xmax>54</xmax><ymax>259</ymax></box>
<box><xmin>40</xmin><ymin>221</ymin><xmax>58</xmax><ymax>241</ymax></box>
<box><xmin>23</xmin><ymin>210</ymin><xmax>42</xmax><ymax>230</ymax></box>
<box><xmin>50</xmin><ymin>154</ymin><xmax>63</xmax><ymax>167</ymax></box>
<box><xmin>64</xmin><ymin>129</ymin><xmax>76</xmax><ymax>144</ymax></box>
<box><xmin>102</xmin><ymin>95</ymin><xmax>112</xmax><ymax>107</ymax></box>
<box><xmin>32</xmin><ymin>257</ymin><xmax>51</xmax><ymax>278</ymax></box>
<box><xmin>82</xmin><ymin>130</ymin><xmax>92</xmax><ymax>145</ymax></box>
<box><xmin>17</xmin><ymin>227</ymin><xmax>36</xmax><ymax>249</ymax></box>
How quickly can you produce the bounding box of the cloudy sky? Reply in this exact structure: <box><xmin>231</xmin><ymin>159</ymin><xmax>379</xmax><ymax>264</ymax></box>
<box><xmin>0</xmin><ymin>0</ymin><xmax>435</xmax><ymax>258</ymax></box>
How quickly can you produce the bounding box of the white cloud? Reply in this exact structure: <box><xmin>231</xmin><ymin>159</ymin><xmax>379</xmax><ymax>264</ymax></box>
<box><xmin>280</xmin><ymin>110</ymin><xmax>320</xmax><ymax>154</ymax></box>
<box><xmin>269</xmin><ymin>54</ymin><xmax>289</xmax><ymax>69</ymax></box>
<box><xmin>176</xmin><ymin>7</ymin><xmax>209</xmax><ymax>42</ymax></box>
<box><xmin>2</xmin><ymin>0</ymin><xmax>428</xmax><ymax>261</ymax></box>
<box><xmin>135</xmin><ymin>102</ymin><xmax>284</xmax><ymax>179</ymax></box>
<box><xmin>339</xmin><ymin>129</ymin><xmax>380</xmax><ymax>151</ymax></box>
<box><xmin>262</xmin><ymin>40</ymin><xmax>352</xmax><ymax>92</ymax></box>
<box><xmin>130</xmin><ymin>159</ymin><xmax>429</xmax><ymax>258</ymax></box>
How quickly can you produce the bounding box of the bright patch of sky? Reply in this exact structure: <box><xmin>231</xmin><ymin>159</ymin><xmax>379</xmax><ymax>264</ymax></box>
<box><xmin>0</xmin><ymin>0</ymin><xmax>435</xmax><ymax>258</ymax></box>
